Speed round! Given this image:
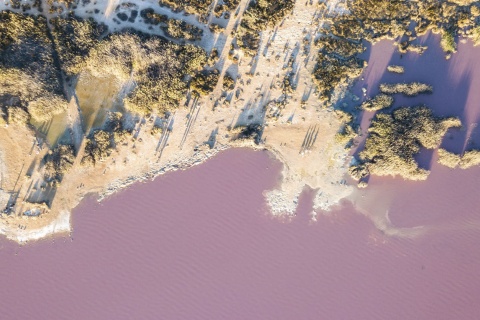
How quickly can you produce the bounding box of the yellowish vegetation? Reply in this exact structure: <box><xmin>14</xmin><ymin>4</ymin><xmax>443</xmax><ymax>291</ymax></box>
<box><xmin>440</xmin><ymin>29</ymin><xmax>457</xmax><ymax>53</ymax></box>
<box><xmin>459</xmin><ymin>149</ymin><xmax>480</xmax><ymax>169</ymax></box>
<box><xmin>79</xmin><ymin>33</ymin><xmax>207</xmax><ymax>115</ymax></box>
<box><xmin>379</xmin><ymin>82</ymin><xmax>433</xmax><ymax>96</ymax></box>
<box><xmin>387</xmin><ymin>65</ymin><xmax>405</xmax><ymax>74</ymax></box>
<box><xmin>437</xmin><ymin>148</ymin><xmax>461</xmax><ymax>168</ymax></box>
<box><xmin>50</xmin><ymin>15</ymin><xmax>107</xmax><ymax>76</ymax></box>
<box><xmin>361</xmin><ymin>94</ymin><xmax>394</xmax><ymax>111</ymax></box>
<box><xmin>43</xmin><ymin>144</ymin><xmax>76</xmax><ymax>183</ymax></box>
<box><xmin>236</xmin><ymin>0</ymin><xmax>295</xmax><ymax>55</ymax></box>
<box><xmin>437</xmin><ymin>148</ymin><xmax>480</xmax><ymax>169</ymax></box>
<box><xmin>350</xmin><ymin>106</ymin><xmax>461</xmax><ymax>181</ymax></box>
<box><xmin>0</xmin><ymin>12</ymin><xmax>68</xmax><ymax>123</ymax></box>
<box><xmin>190</xmin><ymin>69</ymin><xmax>220</xmax><ymax>96</ymax></box>
<box><xmin>163</xmin><ymin>19</ymin><xmax>203</xmax><ymax>41</ymax></box>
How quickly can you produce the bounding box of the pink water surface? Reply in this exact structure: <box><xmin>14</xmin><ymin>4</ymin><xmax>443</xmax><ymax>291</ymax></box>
<box><xmin>2</xmin><ymin>148</ymin><xmax>480</xmax><ymax>319</ymax></box>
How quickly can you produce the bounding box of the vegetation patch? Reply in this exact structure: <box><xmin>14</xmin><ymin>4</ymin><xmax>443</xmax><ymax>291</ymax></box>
<box><xmin>333</xmin><ymin>110</ymin><xmax>357</xmax><ymax>148</ymax></box>
<box><xmin>236</xmin><ymin>0</ymin><xmax>295</xmax><ymax>55</ymax></box>
<box><xmin>190</xmin><ymin>69</ymin><xmax>220</xmax><ymax>96</ymax></box>
<box><xmin>313</xmin><ymin>54</ymin><xmax>365</xmax><ymax>103</ymax></box>
<box><xmin>360</xmin><ymin>94</ymin><xmax>394</xmax><ymax>111</ymax></box>
<box><xmin>460</xmin><ymin>149</ymin><xmax>480</xmax><ymax>169</ymax></box>
<box><xmin>222</xmin><ymin>73</ymin><xmax>236</xmax><ymax>91</ymax></box>
<box><xmin>230</xmin><ymin>124</ymin><xmax>263</xmax><ymax>144</ymax></box>
<box><xmin>140</xmin><ymin>8</ymin><xmax>168</xmax><ymax>25</ymax></box>
<box><xmin>0</xmin><ymin>12</ymin><xmax>68</xmax><ymax>123</ymax></box>
<box><xmin>438</xmin><ymin>148</ymin><xmax>480</xmax><ymax>169</ymax></box>
<box><xmin>50</xmin><ymin>15</ymin><xmax>107</xmax><ymax>76</ymax></box>
<box><xmin>387</xmin><ymin>65</ymin><xmax>405</xmax><ymax>74</ymax></box>
<box><xmin>43</xmin><ymin>144</ymin><xmax>76</xmax><ymax>183</ymax></box>
<box><xmin>163</xmin><ymin>19</ymin><xmax>203</xmax><ymax>41</ymax></box>
<box><xmin>77</xmin><ymin>32</ymin><xmax>207</xmax><ymax>115</ymax></box>
<box><xmin>440</xmin><ymin>29</ymin><xmax>457</xmax><ymax>53</ymax></box>
<box><xmin>379</xmin><ymin>82</ymin><xmax>433</xmax><ymax>96</ymax></box>
<box><xmin>81</xmin><ymin>112</ymin><xmax>132</xmax><ymax>166</ymax></box>
<box><xmin>350</xmin><ymin>106</ymin><xmax>461</xmax><ymax>181</ymax></box>
<box><xmin>158</xmin><ymin>0</ymin><xmax>213</xmax><ymax>15</ymax></box>
<box><xmin>437</xmin><ymin>148</ymin><xmax>461</xmax><ymax>168</ymax></box>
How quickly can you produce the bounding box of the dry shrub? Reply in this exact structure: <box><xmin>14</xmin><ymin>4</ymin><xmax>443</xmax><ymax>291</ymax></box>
<box><xmin>459</xmin><ymin>150</ymin><xmax>480</xmax><ymax>169</ymax></box>
<box><xmin>44</xmin><ymin>144</ymin><xmax>76</xmax><ymax>183</ymax></box>
<box><xmin>351</xmin><ymin>106</ymin><xmax>461</xmax><ymax>180</ymax></box>
<box><xmin>361</xmin><ymin>94</ymin><xmax>394</xmax><ymax>111</ymax></box>
<box><xmin>222</xmin><ymin>73</ymin><xmax>236</xmax><ymax>90</ymax></box>
<box><xmin>379</xmin><ymin>82</ymin><xmax>433</xmax><ymax>96</ymax></box>
<box><xmin>0</xmin><ymin>12</ymin><xmax>68</xmax><ymax>123</ymax></box>
<box><xmin>158</xmin><ymin>0</ymin><xmax>213</xmax><ymax>15</ymax></box>
<box><xmin>437</xmin><ymin>148</ymin><xmax>461</xmax><ymax>168</ymax></box>
<box><xmin>387</xmin><ymin>65</ymin><xmax>405</xmax><ymax>74</ymax></box>
<box><xmin>236</xmin><ymin>0</ymin><xmax>295</xmax><ymax>55</ymax></box>
<box><xmin>190</xmin><ymin>69</ymin><xmax>220</xmax><ymax>96</ymax></box>
<box><xmin>79</xmin><ymin>33</ymin><xmax>207</xmax><ymax>115</ymax></box>
<box><xmin>50</xmin><ymin>15</ymin><xmax>107</xmax><ymax>76</ymax></box>
<box><xmin>163</xmin><ymin>19</ymin><xmax>203</xmax><ymax>41</ymax></box>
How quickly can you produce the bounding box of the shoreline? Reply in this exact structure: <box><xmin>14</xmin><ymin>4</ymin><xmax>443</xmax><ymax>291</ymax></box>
<box><xmin>0</xmin><ymin>0</ymin><xmax>354</xmax><ymax>243</ymax></box>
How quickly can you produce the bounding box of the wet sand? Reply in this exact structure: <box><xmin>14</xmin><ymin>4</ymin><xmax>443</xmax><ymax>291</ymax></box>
<box><xmin>2</xmin><ymin>148</ymin><xmax>480</xmax><ymax>319</ymax></box>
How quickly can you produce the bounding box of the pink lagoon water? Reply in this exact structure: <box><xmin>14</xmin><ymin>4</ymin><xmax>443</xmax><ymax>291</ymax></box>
<box><xmin>4</xmin><ymin>33</ymin><xmax>480</xmax><ymax>320</ymax></box>
<box><xmin>2</xmin><ymin>148</ymin><xmax>480</xmax><ymax>319</ymax></box>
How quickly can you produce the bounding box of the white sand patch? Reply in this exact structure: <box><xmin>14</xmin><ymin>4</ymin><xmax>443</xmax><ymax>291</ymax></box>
<box><xmin>7</xmin><ymin>210</ymin><xmax>71</xmax><ymax>243</ymax></box>
<box><xmin>265</xmin><ymin>188</ymin><xmax>301</xmax><ymax>217</ymax></box>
